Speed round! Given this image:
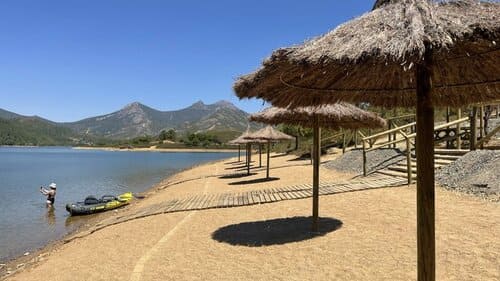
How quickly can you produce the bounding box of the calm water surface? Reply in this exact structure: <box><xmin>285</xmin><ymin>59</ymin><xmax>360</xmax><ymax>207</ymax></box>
<box><xmin>0</xmin><ymin>147</ymin><xmax>235</xmax><ymax>262</ymax></box>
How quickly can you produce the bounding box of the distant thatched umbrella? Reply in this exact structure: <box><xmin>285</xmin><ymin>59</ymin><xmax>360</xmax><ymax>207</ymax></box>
<box><xmin>229</xmin><ymin>128</ymin><xmax>253</xmax><ymax>162</ymax></box>
<box><xmin>244</xmin><ymin>126</ymin><xmax>294</xmax><ymax>178</ymax></box>
<box><xmin>250</xmin><ymin>103</ymin><xmax>385</xmax><ymax>231</ymax></box>
<box><xmin>235</xmin><ymin>1</ymin><xmax>499</xmax><ymax>280</ymax></box>
<box><xmin>229</xmin><ymin>129</ymin><xmax>267</xmax><ymax>174</ymax></box>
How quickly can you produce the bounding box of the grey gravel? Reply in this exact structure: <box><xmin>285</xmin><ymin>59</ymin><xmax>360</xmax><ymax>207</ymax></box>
<box><xmin>436</xmin><ymin>150</ymin><xmax>499</xmax><ymax>201</ymax></box>
<box><xmin>324</xmin><ymin>148</ymin><xmax>405</xmax><ymax>174</ymax></box>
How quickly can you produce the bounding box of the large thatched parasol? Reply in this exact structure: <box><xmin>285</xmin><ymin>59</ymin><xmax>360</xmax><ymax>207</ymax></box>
<box><xmin>234</xmin><ymin>1</ymin><xmax>499</xmax><ymax>280</ymax></box>
<box><xmin>250</xmin><ymin>103</ymin><xmax>385</xmax><ymax>231</ymax></box>
<box><xmin>235</xmin><ymin>0</ymin><xmax>499</xmax><ymax>108</ymax></box>
<box><xmin>244</xmin><ymin>125</ymin><xmax>293</xmax><ymax>178</ymax></box>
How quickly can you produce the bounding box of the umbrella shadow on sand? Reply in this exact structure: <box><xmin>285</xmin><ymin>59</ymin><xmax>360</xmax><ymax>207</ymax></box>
<box><xmin>218</xmin><ymin>173</ymin><xmax>257</xmax><ymax>179</ymax></box>
<box><xmin>228</xmin><ymin>177</ymin><xmax>280</xmax><ymax>185</ymax></box>
<box><xmin>212</xmin><ymin>216</ymin><xmax>342</xmax><ymax>246</ymax></box>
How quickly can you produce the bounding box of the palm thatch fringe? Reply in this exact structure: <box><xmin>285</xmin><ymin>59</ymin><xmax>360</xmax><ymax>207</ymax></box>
<box><xmin>249</xmin><ymin>103</ymin><xmax>386</xmax><ymax>130</ymax></box>
<box><xmin>234</xmin><ymin>0</ymin><xmax>500</xmax><ymax>108</ymax></box>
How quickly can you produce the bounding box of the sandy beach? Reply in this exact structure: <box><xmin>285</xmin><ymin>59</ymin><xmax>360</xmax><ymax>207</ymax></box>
<box><xmin>3</xmin><ymin>151</ymin><xmax>499</xmax><ymax>281</ymax></box>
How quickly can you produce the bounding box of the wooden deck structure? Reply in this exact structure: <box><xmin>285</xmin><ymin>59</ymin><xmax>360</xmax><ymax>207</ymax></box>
<box><xmin>65</xmin><ymin>172</ymin><xmax>406</xmax><ymax>243</ymax></box>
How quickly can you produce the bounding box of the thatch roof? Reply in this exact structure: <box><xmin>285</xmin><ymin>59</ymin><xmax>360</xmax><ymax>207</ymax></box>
<box><xmin>228</xmin><ymin>128</ymin><xmax>267</xmax><ymax>144</ymax></box>
<box><xmin>250</xmin><ymin>103</ymin><xmax>387</xmax><ymax>130</ymax></box>
<box><xmin>244</xmin><ymin>125</ymin><xmax>294</xmax><ymax>141</ymax></box>
<box><xmin>228</xmin><ymin>128</ymin><xmax>251</xmax><ymax>145</ymax></box>
<box><xmin>234</xmin><ymin>0</ymin><xmax>500</xmax><ymax>108</ymax></box>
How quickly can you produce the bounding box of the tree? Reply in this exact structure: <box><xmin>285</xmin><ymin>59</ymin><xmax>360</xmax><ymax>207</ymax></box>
<box><xmin>159</xmin><ymin>129</ymin><xmax>176</xmax><ymax>141</ymax></box>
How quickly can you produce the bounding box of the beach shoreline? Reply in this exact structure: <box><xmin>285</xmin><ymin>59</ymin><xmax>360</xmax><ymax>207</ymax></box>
<box><xmin>0</xmin><ymin>154</ymin><xmax>236</xmax><ymax>278</ymax></box>
<box><xmin>72</xmin><ymin>146</ymin><xmax>238</xmax><ymax>153</ymax></box>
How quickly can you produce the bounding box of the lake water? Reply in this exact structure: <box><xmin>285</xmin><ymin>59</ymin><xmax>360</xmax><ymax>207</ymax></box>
<box><xmin>0</xmin><ymin>147</ymin><xmax>235</xmax><ymax>262</ymax></box>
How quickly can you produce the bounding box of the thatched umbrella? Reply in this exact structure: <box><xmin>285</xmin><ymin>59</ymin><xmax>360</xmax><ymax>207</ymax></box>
<box><xmin>227</xmin><ymin>139</ymin><xmax>242</xmax><ymax>162</ymax></box>
<box><xmin>234</xmin><ymin>1</ymin><xmax>499</xmax><ymax>280</ymax></box>
<box><xmin>229</xmin><ymin>129</ymin><xmax>267</xmax><ymax>175</ymax></box>
<box><xmin>250</xmin><ymin>103</ymin><xmax>386</xmax><ymax>231</ymax></box>
<box><xmin>244</xmin><ymin>125</ymin><xmax>294</xmax><ymax>179</ymax></box>
<box><xmin>228</xmin><ymin>126</ymin><xmax>251</xmax><ymax>166</ymax></box>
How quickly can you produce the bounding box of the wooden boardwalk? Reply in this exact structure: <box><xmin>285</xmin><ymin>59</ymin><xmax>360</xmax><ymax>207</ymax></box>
<box><xmin>66</xmin><ymin>172</ymin><xmax>406</xmax><ymax>242</ymax></box>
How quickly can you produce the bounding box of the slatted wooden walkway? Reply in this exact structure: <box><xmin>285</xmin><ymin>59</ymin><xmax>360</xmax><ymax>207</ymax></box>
<box><xmin>65</xmin><ymin>173</ymin><xmax>406</xmax><ymax>242</ymax></box>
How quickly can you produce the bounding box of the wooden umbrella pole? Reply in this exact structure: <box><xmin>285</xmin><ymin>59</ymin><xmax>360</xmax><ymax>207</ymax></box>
<box><xmin>238</xmin><ymin>145</ymin><xmax>241</xmax><ymax>162</ymax></box>
<box><xmin>312</xmin><ymin>121</ymin><xmax>321</xmax><ymax>232</ymax></box>
<box><xmin>244</xmin><ymin>143</ymin><xmax>248</xmax><ymax>165</ymax></box>
<box><xmin>247</xmin><ymin>144</ymin><xmax>251</xmax><ymax>175</ymax></box>
<box><xmin>415</xmin><ymin>48</ymin><xmax>435</xmax><ymax>281</ymax></box>
<box><xmin>266</xmin><ymin>141</ymin><xmax>270</xmax><ymax>178</ymax></box>
<box><xmin>259</xmin><ymin>144</ymin><xmax>262</xmax><ymax>168</ymax></box>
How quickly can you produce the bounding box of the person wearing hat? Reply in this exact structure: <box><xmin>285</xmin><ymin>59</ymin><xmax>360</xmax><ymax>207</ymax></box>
<box><xmin>40</xmin><ymin>183</ymin><xmax>57</xmax><ymax>207</ymax></box>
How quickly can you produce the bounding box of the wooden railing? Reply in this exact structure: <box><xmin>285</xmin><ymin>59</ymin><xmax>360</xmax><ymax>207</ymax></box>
<box><xmin>360</xmin><ymin>117</ymin><xmax>471</xmax><ymax>184</ymax></box>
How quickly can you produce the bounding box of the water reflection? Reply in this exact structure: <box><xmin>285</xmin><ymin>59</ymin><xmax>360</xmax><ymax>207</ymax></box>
<box><xmin>45</xmin><ymin>208</ymin><xmax>56</xmax><ymax>226</ymax></box>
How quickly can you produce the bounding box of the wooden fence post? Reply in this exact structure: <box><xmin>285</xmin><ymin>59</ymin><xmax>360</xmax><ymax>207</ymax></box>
<box><xmin>470</xmin><ymin>107</ymin><xmax>477</xmax><ymax>151</ymax></box>
<box><xmin>456</xmin><ymin>108</ymin><xmax>461</xmax><ymax>150</ymax></box>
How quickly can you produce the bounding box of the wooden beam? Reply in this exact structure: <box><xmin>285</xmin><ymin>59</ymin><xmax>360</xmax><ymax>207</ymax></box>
<box><xmin>354</xmin><ymin>129</ymin><xmax>358</xmax><ymax>148</ymax></box>
<box><xmin>470</xmin><ymin>107</ymin><xmax>477</xmax><ymax>151</ymax></box>
<box><xmin>480</xmin><ymin>106</ymin><xmax>485</xmax><ymax>149</ymax></box>
<box><xmin>247</xmin><ymin>143</ymin><xmax>251</xmax><ymax>175</ymax></box>
<box><xmin>259</xmin><ymin>144</ymin><xmax>262</xmax><ymax>168</ymax></box>
<box><xmin>238</xmin><ymin>145</ymin><xmax>241</xmax><ymax>162</ymax></box>
<box><xmin>342</xmin><ymin>129</ymin><xmax>346</xmax><ymax>154</ymax></box>
<box><xmin>456</xmin><ymin>109</ymin><xmax>461</xmax><ymax>150</ymax></box>
<box><xmin>415</xmin><ymin>48</ymin><xmax>436</xmax><ymax>281</ymax></box>
<box><xmin>266</xmin><ymin>141</ymin><xmax>270</xmax><ymax>179</ymax></box>
<box><xmin>446</xmin><ymin>107</ymin><xmax>451</xmax><ymax>148</ymax></box>
<box><xmin>362</xmin><ymin>140</ymin><xmax>367</xmax><ymax>176</ymax></box>
<box><xmin>388</xmin><ymin>121</ymin><xmax>392</xmax><ymax>148</ymax></box>
<box><xmin>474</xmin><ymin>125</ymin><xmax>500</xmax><ymax>148</ymax></box>
<box><xmin>311</xmin><ymin>122</ymin><xmax>321</xmax><ymax>232</ymax></box>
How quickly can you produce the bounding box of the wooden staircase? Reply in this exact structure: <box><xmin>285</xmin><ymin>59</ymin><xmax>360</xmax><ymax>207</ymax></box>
<box><xmin>375</xmin><ymin>149</ymin><xmax>468</xmax><ymax>181</ymax></box>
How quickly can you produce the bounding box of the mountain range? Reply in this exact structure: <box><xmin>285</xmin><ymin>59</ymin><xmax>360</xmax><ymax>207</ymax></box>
<box><xmin>0</xmin><ymin>100</ymin><xmax>258</xmax><ymax>145</ymax></box>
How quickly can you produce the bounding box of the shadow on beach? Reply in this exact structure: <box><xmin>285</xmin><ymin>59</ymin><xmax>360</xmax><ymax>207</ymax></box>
<box><xmin>212</xmin><ymin>216</ymin><xmax>343</xmax><ymax>246</ymax></box>
<box><xmin>270</xmin><ymin>153</ymin><xmax>288</xmax><ymax>158</ymax></box>
<box><xmin>228</xmin><ymin>177</ymin><xmax>280</xmax><ymax>185</ymax></box>
<box><xmin>225</xmin><ymin>164</ymin><xmax>255</xmax><ymax>170</ymax></box>
<box><xmin>218</xmin><ymin>173</ymin><xmax>257</xmax><ymax>179</ymax></box>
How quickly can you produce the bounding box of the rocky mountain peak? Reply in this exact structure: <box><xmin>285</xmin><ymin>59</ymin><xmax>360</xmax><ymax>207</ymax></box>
<box><xmin>189</xmin><ymin>100</ymin><xmax>207</xmax><ymax>109</ymax></box>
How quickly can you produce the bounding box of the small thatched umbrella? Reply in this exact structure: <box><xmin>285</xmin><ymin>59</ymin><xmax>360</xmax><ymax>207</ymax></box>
<box><xmin>227</xmin><ymin>139</ymin><xmax>243</xmax><ymax>162</ymax></box>
<box><xmin>229</xmin><ymin>129</ymin><xmax>267</xmax><ymax>175</ymax></box>
<box><xmin>229</xmin><ymin>128</ymin><xmax>253</xmax><ymax>163</ymax></box>
<box><xmin>250</xmin><ymin>103</ymin><xmax>386</xmax><ymax>231</ymax></box>
<box><xmin>244</xmin><ymin>125</ymin><xmax>294</xmax><ymax>179</ymax></box>
<box><xmin>235</xmin><ymin>1</ymin><xmax>500</xmax><ymax>280</ymax></box>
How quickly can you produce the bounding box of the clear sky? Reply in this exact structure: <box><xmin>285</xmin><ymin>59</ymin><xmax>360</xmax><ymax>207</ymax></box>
<box><xmin>0</xmin><ymin>0</ymin><xmax>374</xmax><ymax>122</ymax></box>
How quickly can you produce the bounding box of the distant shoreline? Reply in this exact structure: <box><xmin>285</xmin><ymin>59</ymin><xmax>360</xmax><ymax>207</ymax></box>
<box><xmin>72</xmin><ymin>146</ymin><xmax>238</xmax><ymax>153</ymax></box>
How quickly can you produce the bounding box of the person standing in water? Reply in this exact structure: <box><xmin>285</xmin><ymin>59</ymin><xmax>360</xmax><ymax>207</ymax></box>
<box><xmin>40</xmin><ymin>183</ymin><xmax>57</xmax><ymax>207</ymax></box>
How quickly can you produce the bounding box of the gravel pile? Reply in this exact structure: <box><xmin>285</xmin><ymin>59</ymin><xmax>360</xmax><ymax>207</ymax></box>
<box><xmin>436</xmin><ymin>150</ymin><xmax>499</xmax><ymax>201</ymax></box>
<box><xmin>324</xmin><ymin>148</ymin><xmax>405</xmax><ymax>174</ymax></box>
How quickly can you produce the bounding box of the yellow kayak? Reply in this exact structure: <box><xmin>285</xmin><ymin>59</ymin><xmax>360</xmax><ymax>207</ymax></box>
<box><xmin>66</xmin><ymin>192</ymin><xmax>133</xmax><ymax>216</ymax></box>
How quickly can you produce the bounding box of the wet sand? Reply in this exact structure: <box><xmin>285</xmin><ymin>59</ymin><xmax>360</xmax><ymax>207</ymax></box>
<box><xmin>3</xmin><ymin>151</ymin><xmax>499</xmax><ymax>281</ymax></box>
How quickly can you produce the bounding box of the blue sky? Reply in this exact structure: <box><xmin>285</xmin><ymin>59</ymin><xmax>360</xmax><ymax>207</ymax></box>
<box><xmin>0</xmin><ymin>0</ymin><xmax>374</xmax><ymax>122</ymax></box>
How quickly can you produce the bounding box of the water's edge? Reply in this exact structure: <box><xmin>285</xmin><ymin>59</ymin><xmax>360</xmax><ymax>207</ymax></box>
<box><xmin>0</xmin><ymin>151</ymin><xmax>235</xmax><ymax>276</ymax></box>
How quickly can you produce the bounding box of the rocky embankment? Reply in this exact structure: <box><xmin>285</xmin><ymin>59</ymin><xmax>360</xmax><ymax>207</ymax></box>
<box><xmin>436</xmin><ymin>150</ymin><xmax>499</xmax><ymax>202</ymax></box>
<box><xmin>324</xmin><ymin>148</ymin><xmax>405</xmax><ymax>174</ymax></box>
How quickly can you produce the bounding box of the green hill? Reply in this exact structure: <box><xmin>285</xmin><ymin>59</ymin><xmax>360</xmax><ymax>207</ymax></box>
<box><xmin>0</xmin><ymin>117</ymin><xmax>79</xmax><ymax>146</ymax></box>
